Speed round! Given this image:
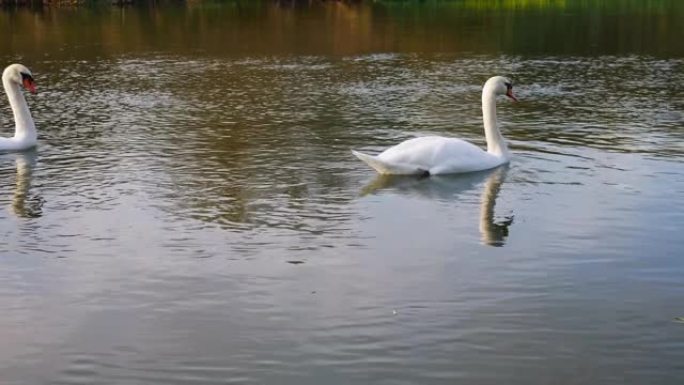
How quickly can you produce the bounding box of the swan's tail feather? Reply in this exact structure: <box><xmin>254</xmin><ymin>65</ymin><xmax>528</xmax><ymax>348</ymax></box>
<box><xmin>351</xmin><ymin>150</ymin><xmax>425</xmax><ymax>175</ymax></box>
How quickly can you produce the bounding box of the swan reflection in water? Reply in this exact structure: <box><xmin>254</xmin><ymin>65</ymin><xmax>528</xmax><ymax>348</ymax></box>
<box><xmin>361</xmin><ymin>166</ymin><xmax>513</xmax><ymax>246</ymax></box>
<box><xmin>6</xmin><ymin>150</ymin><xmax>43</xmax><ymax>218</ymax></box>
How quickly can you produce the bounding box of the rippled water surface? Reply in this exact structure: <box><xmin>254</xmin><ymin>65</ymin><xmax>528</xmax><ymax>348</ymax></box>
<box><xmin>1</xmin><ymin>2</ymin><xmax>683</xmax><ymax>384</ymax></box>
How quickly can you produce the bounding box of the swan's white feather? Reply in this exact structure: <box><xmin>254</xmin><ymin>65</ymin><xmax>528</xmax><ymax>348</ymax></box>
<box><xmin>0</xmin><ymin>136</ymin><xmax>35</xmax><ymax>152</ymax></box>
<box><xmin>353</xmin><ymin>136</ymin><xmax>506</xmax><ymax>175</ymax></box>
<box><xmin>352</xmin><ymin>149</ymin><xmax>427</xmax><ymax>175</ymax></box>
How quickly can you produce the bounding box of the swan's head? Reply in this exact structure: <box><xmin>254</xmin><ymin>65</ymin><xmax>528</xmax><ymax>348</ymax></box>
<box><xmin>484</xmin><ymin>76</ymin><xmax>517</xmax><ymax>102</ymax></box>
<box><xmin>2</xmin><ymin>64</ymin><xmax>36</xmax><ymax>94</ymax></box>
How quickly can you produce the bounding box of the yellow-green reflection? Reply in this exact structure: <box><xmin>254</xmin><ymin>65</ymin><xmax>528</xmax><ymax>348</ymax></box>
<box><xmin>0</xmin><ymin>0</ymin><xmax>682</xmax><ymax>59</ymax></box>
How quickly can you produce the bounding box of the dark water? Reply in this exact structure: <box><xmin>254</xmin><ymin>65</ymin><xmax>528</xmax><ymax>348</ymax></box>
<box><xmin>1</xmin><ymin>1</ymin><xmax>683</xmax><ymax>384</ymax></box>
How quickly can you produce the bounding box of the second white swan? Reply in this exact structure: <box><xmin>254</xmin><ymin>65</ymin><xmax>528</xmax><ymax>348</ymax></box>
<box><xmin>0</xmin><ymin>64</ymin><xmax>37</xmax><ymax>152</ymax></box>
<box><xmin>352</xmin><ymin>76</ymin><xmax>517</xmax><ymax>175</ymax></box>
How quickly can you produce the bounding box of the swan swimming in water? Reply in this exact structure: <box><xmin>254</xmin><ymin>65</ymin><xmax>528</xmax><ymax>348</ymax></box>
<box><xmin>0</xmin><ymin>64</ymin><xmax>37</xmax><ymax>152</ymax></box>
<box><xmin>352</xmin><ymin>76</ymin><xmax>517</xmax><ymax>175</ymax></box>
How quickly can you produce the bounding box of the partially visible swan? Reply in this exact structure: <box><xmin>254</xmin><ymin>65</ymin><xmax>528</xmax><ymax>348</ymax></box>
<box><xmin>352</xmin><ymin>76</ymin><xmax>517</xmax><ymax>175</ymax></box>
<box><xmin>0</xmin><ymin>64</ymin><xmax>37</xmax><ymax>152</ymax></box>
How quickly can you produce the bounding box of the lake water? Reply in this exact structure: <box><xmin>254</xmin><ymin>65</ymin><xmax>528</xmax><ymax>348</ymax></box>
<box><xmin>1</xmin><ymin>1</ymin><xmax>683</xmax><ymax>384</ymax></box>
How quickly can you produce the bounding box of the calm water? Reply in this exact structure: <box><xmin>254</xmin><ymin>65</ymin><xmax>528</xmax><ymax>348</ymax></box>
<box><xmin>1</xmin><ymin>1</ymin><xmax>684</xmax><ymax>384</ymax></box>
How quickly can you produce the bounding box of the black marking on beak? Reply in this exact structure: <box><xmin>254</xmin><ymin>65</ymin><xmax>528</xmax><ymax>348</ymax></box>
<box><xmin>20</xmin><ymin>72</ymin><xmax>36</xmax><ymax>94</ymax></box>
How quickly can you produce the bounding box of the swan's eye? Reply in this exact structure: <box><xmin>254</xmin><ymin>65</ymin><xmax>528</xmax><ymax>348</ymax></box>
<box><xmin>504</xmin><ymin>82</ymin><xmax>512</xmax><ymax>89</ymax></box>
<box><xmin>20</xmin><ymin>73</ymin><xmax>33</xmax><ymax>82</ymax></box>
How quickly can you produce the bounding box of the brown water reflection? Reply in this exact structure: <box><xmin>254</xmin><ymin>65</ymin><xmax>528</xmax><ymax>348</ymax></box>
<box><xmin>1</xmin><ymin>0</ymin><xmax>683</xmax><ymax>59</ymax></box>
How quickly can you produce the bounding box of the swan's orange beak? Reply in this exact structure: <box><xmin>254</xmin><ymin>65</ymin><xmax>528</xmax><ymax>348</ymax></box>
<box><xmin>506</xmin><ymin>88</ymin><xmax>518</xmax><ymax>102</ymax></box>
<box><xmin>22</xmin><ymin>77</ymin><xmax>36</xmax><ymax>94</ymax></box>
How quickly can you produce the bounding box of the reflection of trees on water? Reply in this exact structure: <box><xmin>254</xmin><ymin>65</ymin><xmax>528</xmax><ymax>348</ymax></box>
<box><xmin>140</xmin><ymin>56</ymin><xmax>360</xmax><ymax>233</ymax></box>
<box><xmin>0</xmin><ymin>1</ymin><xmax>681</xmax><ymax>57</ymax></box>
<box><xmin>154</xmin><ymin>116</ymin><xmax>357</xmax><ymax>233</ymax></box>
<box><xmin>362</xmin><ymin>166</ymin><xmax>513</xmax><ymax>247</ymax></box>
<box><xmin>162</xmin><ymin>153</ymin><xmax>357</xmax><ymax>234</ymax></box>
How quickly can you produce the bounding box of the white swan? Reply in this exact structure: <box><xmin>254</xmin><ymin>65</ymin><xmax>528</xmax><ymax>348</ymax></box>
<box><xmin>0</xmin><ymin>64</ymin><xmax>37</xmax><ymax>152</ymax></box>
<box><xmin>352</xmin><ymin>76</ymin><xmax>517</xmax><ymax>175</ymax></box>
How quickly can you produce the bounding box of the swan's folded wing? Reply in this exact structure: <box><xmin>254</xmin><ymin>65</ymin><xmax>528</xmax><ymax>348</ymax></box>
<box><xmin>352</xmin><ymin>150</ymin><xmax>426</xmax><ymax>175</ymax></box>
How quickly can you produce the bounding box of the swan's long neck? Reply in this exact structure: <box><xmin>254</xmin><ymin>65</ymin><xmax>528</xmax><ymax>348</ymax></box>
<box><xmin>4</xmin><ymin>77</ymin><xmax>36</xmax><ymax>142</ymax></box>
<box><xmin>482</xmin><ymin>89</ymin><xmax>509</xmax><ymax>158</ymax></box>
